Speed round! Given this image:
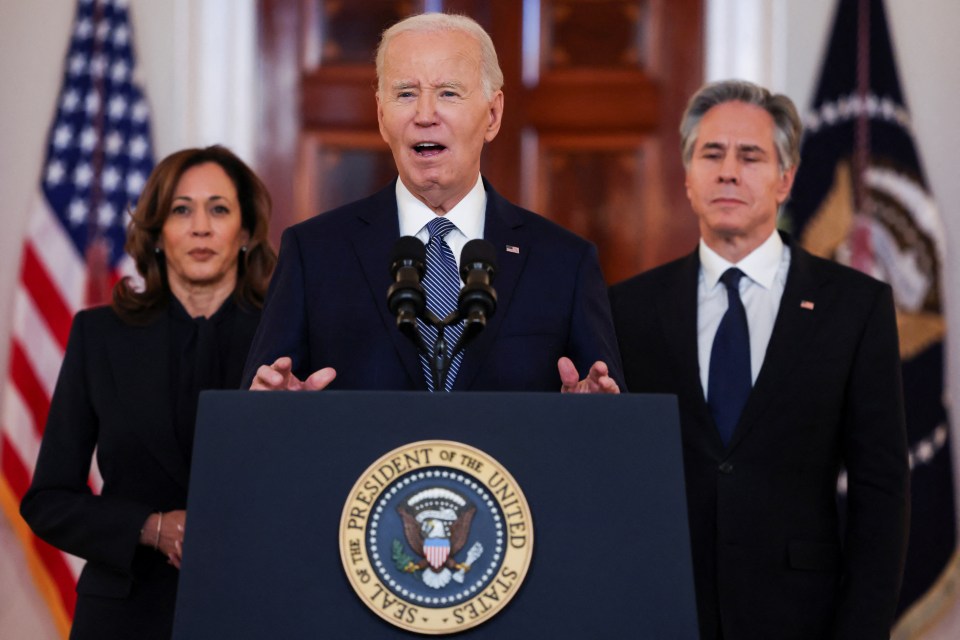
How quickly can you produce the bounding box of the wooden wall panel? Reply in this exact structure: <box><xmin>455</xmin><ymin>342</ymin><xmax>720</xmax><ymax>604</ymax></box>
<box><xmin>258</xmin><ymin>0</ymin><xmax>703</xmax><ymax>281</ymax></box>
<box><xmin>297</xmin><ymin>132</ymin><xmax>396</xmax><ymax>220</ymax></box>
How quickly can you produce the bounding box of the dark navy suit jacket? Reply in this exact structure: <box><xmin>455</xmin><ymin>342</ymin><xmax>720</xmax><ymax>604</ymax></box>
<box><xmin>242</xmin><ymin>178</ymin><xmax>623</xmax><ymax>391</ymax></box>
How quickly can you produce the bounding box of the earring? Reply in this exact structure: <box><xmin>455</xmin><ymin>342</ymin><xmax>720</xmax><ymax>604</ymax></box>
<box><xmin>155</xmin><ymin>247</ymin><xmax>161</xmax><ymax>254</ymax></box>
<box><xmin>240</xmin><ymin>245</ymin><xmax>248</xmax><ymax>252</ymax></box>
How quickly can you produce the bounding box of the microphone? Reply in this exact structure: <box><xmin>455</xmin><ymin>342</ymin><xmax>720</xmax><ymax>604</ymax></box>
<box><xmin>387</xmin><ymin>236</ymin><xmax>426</xmax><ymax>345</ymax></box>
<box><xmin>457</xmin><ymin>239</ymin><xmax>497</xmax><ymax>343</ymax></box>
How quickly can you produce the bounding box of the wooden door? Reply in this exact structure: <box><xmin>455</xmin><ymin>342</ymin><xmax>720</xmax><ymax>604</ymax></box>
<box><xmin>257</xmin><ymin>0</ymin><xmax>703</xmax><ymax>282</ymax></box>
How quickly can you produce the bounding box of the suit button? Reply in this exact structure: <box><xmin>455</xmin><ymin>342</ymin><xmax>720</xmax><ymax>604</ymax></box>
<box><xmin>718</xmin><ymin>462</ymin><xmax>734</xmax><ymax>474</ymax></box>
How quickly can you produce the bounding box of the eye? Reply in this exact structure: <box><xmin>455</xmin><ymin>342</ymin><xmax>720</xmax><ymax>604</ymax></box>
<box><xmin>171</xmin><ymin>204</ymin><xmax>190</xmax><ymax>215</ymax></box>
<box><xmin>211</xmin><ymin>204</ymin><xmax>231</xmax><ymax>215</ymax></box>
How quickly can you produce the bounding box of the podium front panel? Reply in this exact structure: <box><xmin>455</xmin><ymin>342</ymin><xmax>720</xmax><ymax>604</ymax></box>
<box><xmin>173</xmin><ymin>391</ymin><xmax>697</xmax><ymax>638</ymax></box>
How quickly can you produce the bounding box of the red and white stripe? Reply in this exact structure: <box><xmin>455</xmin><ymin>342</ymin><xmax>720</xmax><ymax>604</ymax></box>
<box><xmin>1</xmin><ymin>195</ymin><xmax>108</xmax><ymax>626</ymax></box>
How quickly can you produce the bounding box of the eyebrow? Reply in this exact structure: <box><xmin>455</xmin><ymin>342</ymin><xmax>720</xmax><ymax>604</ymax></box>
<box><xmin>390</xmin><ymin>80</ymin><xmax>467</xmax><ymax>92</ymax></box>
<box><xmin>699</xmin><ymin>141</ymin><xmax>769</xmax><ymax>156</ymax></box>
<box><xmin>172</xmin><ymin>195</ymin><xmax>229</xmax><ymax>202</ymax></box>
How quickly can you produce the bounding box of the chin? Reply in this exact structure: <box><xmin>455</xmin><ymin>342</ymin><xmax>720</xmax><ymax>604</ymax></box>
<box><xmin>410</xmin><ymin>169</ymin><xmax>447</xmax><ymax>186</ymax></box>
<box><xmin>183</xmin><ymin>272</ymin><xmax>229</xmax><ymax>288</ymax></box>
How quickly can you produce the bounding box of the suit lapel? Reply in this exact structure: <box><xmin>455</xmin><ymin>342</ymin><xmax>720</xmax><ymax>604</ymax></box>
<box><xmin>660</xmin><ymin>251</ymin><xmax>726</xmax><ymax>451</ymax></box>
<box><xmin>727</xmin><ymin>238</ymin><xmax>826</xmax><ymax>450</ymax></box>
<box><xmin>453</xmin><ymin>181</ymin><xmax>526</xmax><ymax>390</ymax></box>
<box><xmin>350</xmin><ymin>181</ymin><xmax>425</xmax><ymax>388</ymax></box>
<box><xmin>106</xmin><ymin>313</ymin><xmax>190</xmax><ymax>490</ymax></box>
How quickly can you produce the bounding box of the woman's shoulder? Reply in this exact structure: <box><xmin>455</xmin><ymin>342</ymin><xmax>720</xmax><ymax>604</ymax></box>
<box><xmin>72</xmin><ymin>304</ymin><xmax>118</xmax><ymax>328</ymax></box>
<box><xmin>72</xmin><ymin>304</ymin><xmax>164</xmax><ymax>335</ymax></box>
<box><xmin>74</xmin><ymin>304</ymin><xmax>129</xmax><ymax>326</ymax></box>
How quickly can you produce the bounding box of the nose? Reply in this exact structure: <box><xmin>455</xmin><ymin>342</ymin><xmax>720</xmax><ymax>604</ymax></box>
<box><xmin>414</xmin><ymin>92</ymin><xmax>438</xmax><ymax>126</ymax></box>
<box><xmin>717</xmin><ymin>154</ymin><xmax>740</xmax><ymax>184</ymax></box>
<box><xmin>190</xmin><ymin>211</ymin><xmax>212</xmax><ymax>236</ymax></box>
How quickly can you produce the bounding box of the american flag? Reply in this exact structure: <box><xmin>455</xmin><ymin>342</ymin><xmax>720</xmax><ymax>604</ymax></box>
<box><xmin>0</xmin><ymin>0</ymin><xmax>153</xmax><ymax>632</ymax></box>
<box><xmin>785</xmin><ymin>0</ymin><xmax>955</xmax><ymax>633</ymax></box>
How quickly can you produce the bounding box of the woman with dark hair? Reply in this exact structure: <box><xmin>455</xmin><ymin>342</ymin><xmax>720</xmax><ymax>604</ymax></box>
<box><xmin>20</xmin><ymin>145</ymin><xmax>277</xmax><ymax>639</ymax></box>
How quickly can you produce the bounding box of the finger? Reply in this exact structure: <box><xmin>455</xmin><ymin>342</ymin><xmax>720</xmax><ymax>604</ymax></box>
<box><xmin>587</xmin><ymin>360</ymin><xmax>610</xmax><ymax>381</ymax></box>
<box><xmin>271</xmin><ymin>356</ymin><xmax>293</xmax><ymax>373</ymax></box>
<box><xmin>304</xmin><ymin>367</ymin><xmax>337</xmax><ymax>391</ymax></box>
<box><xmin>557</xmin><ymin>357</ymin><xmax>580</xmax><ymax>392</ymax></box>
<box><xmin>596</xmin><ymin>376</ymin><xmax>620</xmax><ymax>394</ymax></box>
<box><xmin>251</xmin><ymin>357</ymin><xmax>294</xmax><ymax>390</ymax></box>
<box><xmin>250</xmin><ymin>364</ymin><xmax>284</xmax><ymax>390</ymax></box>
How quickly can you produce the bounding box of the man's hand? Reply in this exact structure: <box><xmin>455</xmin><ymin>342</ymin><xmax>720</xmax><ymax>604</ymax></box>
<box><xmin>558</xmin><ymin>357</ymin><xmax>620</xmax><ymax>394</ymax></box>
<box><xmin>249</xmin><ymin>356</ymin><xmax>337</xmax><ymax>391</ymax></box>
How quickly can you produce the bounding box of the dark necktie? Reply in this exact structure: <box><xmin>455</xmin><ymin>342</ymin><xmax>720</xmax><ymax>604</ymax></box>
<box><xmin>419</xmin><ymin>217</ymin><xmax>465</xmax><ymax>391</ymax></box>
<box><xmin>708</xmin><ymin>268</ymin><xmax>751</xmax><ymax>445</ymax></box>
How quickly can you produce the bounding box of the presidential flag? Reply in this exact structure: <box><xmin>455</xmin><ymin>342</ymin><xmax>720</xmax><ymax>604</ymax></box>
<box><xmin>785</xmin><ymin>0</ymin><xmax>956</xmax><ymax>634</ymax></box>
<box><xmin>0</xmin><ymin>0</ymin><xmax>154</xmax><ymax>633</ymax></box>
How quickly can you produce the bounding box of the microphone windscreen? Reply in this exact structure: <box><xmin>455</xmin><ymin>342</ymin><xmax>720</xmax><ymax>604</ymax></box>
<box><xmin>460</xmin><ymin>239</ymin><xmax>498</xmax><ymax>275</ymax></box>
<box><xmin>392</xmin><ymin>235</ymin><xmax>427</xmax><ymax>265</ymax></box>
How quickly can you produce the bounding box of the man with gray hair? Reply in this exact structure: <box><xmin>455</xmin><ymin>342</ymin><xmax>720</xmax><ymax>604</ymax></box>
<box><xmin>244</xmin><ymin>13</ymin><xmax>622</xmax><ymax>394</ymax></box>
<box><xmin>610</xmin><ymin>80</ymin><xmax>909</xmax><ymax>638</ymax></box>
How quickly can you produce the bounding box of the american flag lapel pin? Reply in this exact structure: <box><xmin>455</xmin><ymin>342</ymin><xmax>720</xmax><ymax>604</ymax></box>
<box><xmin>506</xmin><ymin>245</ymin><xmax>520</xmax><ymax>254</ymax></box>
<box><xmin>800</xmin><ymin>300</ymin><xmax>815</xmax><ymax>310</ymax></box>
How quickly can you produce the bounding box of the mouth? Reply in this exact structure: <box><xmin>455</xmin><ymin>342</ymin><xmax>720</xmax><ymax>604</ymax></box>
<box><xmin>711</xmin><ymin>197</ymin><xmax>746</xmax><ymax>206</ymax></box>
<box><xmin>412</xmin><ymin>142</ymin><xmax>447</xmax><ymax>158</ymax></box>
<box><xmin>188</xmin><ymin>249</ymin><xmax>215</xmax><ymax>260</ymax></box>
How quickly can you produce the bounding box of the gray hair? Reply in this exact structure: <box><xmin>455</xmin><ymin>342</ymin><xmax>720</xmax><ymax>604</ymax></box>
<box><xmin>679</xmin><ymin>80</ymin><xmax>802</xmax><ymax>173</ymax></box>
<box><xmin>375</xmin><ymin>13</ymin><xmax>504</xmax><ymax>101</ymax></box>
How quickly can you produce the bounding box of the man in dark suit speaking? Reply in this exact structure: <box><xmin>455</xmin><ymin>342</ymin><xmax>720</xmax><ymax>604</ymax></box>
<box><xmin>242</xmin><ymin>13</ymin><xmax>621</xmax><ymax>394</ymax></box>
<box><xmin>610</xmin><ymin>80</ymin><xmax>909</xmax><ymax>638</ymax></box>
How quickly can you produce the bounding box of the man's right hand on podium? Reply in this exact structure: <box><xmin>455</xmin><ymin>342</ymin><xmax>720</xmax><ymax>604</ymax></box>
<box><xmin>249</xmin><ymin>356</ymin><xmax>337</xmax><ymax>391</ymax></box>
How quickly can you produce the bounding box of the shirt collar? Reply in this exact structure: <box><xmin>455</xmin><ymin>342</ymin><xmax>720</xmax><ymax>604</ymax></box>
<box><xmin>699</xmin><ymin>230</ymin><xmax>784</xmax><ymax>290</ymax></box>
<box><xmin>396</xmin><ymin>175</ymin><xmax>486</xmax><ymax>240</ymax></box>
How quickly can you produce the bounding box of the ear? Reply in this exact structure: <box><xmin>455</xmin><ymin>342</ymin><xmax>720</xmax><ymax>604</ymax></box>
<box><xmin>775</xmin><ymin>165</ymin><xmax>798</xmax><ymax>204</ymax></box>
<box><xmin>376</xmin><ymin>93</ymin><xmax>389</xmax><ymax>144</ymax></box>
<box><xmin>484</xmin><ymin>91</ymin><xmax>504</xmax><ymax>143</ymax></box>
<box><xmin>239</xmin><ymin>228</ymin><xmax>251</xmax><ymax>248</ymax></box>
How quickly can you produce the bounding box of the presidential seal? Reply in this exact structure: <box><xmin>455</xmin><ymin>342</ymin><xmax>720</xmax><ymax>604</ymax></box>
<box><xmin>339</xmin><ymin>440</ymin><xmax>533</xmax><ymax>634</ymax></box>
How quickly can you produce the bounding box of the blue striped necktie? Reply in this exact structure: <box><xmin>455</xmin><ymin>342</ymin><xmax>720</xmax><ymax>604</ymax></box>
<box><xmin>708</xmin><ymin>268</ymin><xmax>752</xmax><ymax>445</ymax></box>
<box><xmin>419</xmin><ymin>217</ymin><xmax>465</xmax><ymax>391</ymax></box>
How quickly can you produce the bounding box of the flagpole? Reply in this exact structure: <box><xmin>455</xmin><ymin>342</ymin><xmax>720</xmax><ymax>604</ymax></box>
<box><xmin>851</xmin><ymin>0</ymin><xmax>873</xmax><ymax>275</ymax></box>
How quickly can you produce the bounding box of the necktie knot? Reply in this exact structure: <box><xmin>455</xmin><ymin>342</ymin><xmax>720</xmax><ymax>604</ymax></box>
<box><xmin>720</xmin><ymin>268</ymin><xmax>743</xmax><ymax>293</ymax></box>
<box><xmin>427</xmin><ymin>216</ymin><xmax>457</xmax><ymax>242</ymax></box>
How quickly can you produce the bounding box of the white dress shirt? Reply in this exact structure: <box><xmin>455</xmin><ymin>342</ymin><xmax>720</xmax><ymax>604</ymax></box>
<box><xmin>396</xmin><ymin>174</ymin><xmax>486</xmax><ymax>272</ymax></box>
<box><xmin>698</xmin><ymin>230</ymin><xmax>791</xmax><ymax>397</ymax></box>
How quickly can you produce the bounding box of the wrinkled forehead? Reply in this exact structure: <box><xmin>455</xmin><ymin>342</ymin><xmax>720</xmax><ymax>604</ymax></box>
<box><xmin>382</xmin><ymin>29</ymin><xmax>483</xmax><ymax>83</ymax></box>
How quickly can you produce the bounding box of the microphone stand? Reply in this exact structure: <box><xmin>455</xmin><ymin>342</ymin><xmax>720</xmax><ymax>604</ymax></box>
<box><xmin>388</xmin><ymin>237</ymin><xmax>496</xmax><ymax>392</ymax></box>
<box><xmin>387</xmin><ymin>255</ymin><xmax>477</xmax><ymax>391</ymax></box>
<box><xmin>423</xmin><ymin>306</ymin><xmax>491</xmax><ymax>391</ymax></box>
<box><xmin>421</xmin><ymin>309</ymin><xmax>459</xmax><ymax>393</ymax></box>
